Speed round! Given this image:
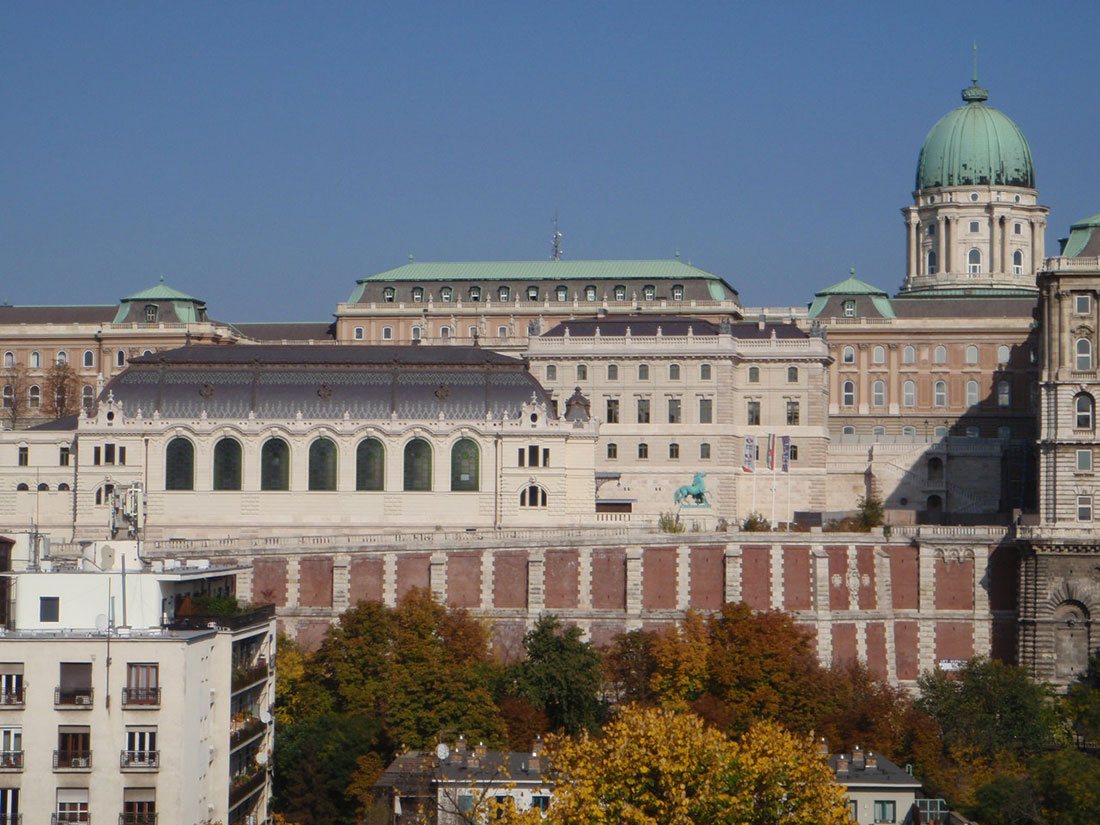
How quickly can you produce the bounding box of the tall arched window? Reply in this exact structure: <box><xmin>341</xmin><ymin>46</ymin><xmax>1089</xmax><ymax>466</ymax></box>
<box><xmin>842</xmin><ymin>381</ymin><xmax>855</xmax><ymax>407</ymax></box>
<box><xmin>1</xmin><ymin>385</ymin><xmax>12</xmax><ymax>408</ymax></box>
<box><xmin>997</xmin><ymin>380</ymin><xmax>1011</xmax><ymax>408</ymax></box>
<box><xmin>1076</xmin><ymin>338</ymin><xmax>1093</xmax><ymax>371</ymax></box>
<box><xmin>933</xmin><ymin>345</ymin><xmax>947</xmax><ymax>364</ymax></box>
<box><xmin>56</xmin><ymin>351</ymin><xmax>67</xmax><ymax>366</ymax></box>
<box><xmin>872</xmin><ymin>346</ymin><xmax>885</xmax><ymax>364</ymax></box>
<box><xmin>82</xmin><ymin>350</ymin><xmax>94</xmax><ymax>368</ymax></box>
<box><xmin>927</xmin><ymin>457</ymin><xmax>944</xmax><ymax>482</ymax></box>
<box><xmin>1076</xmin><ymin>394</ymin><xmax>1094</xmax><ymax>430</ymax></box>
<box><xmin>165</xmin><ymin>438</ymin><xmax>195</xmax><ymax>491</ymax></box>
<box><xmin>308</xmin><ymin>438</ymin><xmax>338</xmax><ymax>491</ymax></box>
<box><xmin>903</xmin><ymin>380</ymin><xmax>916</xmax><ymax>408</ymax></box>
<box><xmin>356</xmin><ymin>438</ymin><xmax>385</xmax><ymax>490</ymax></box>
<box><xmin>1</xmin><ymin>352</ymin><xmax>11</xmax><ymax>369</ymax></box>
<box><xmin>966</xmin><ymin>380</ymin><xmax>979</xmax><ymax>406</ymax></box>
<box><xmin>607</xmin><ymin>364</ymin><xmax>619</xmax><ymax>381</ymax></box>
<box><xmin>871</xmin><ymin>380</ymin><xmax>886</xmax><ymax>407</ymax></box>
<box><xmin>1012</xmin><ymin>249</ymin><xmax>1023</xmax><ymax>274</ymax></box>
<box><xmin>213</xmin><ymin>437</ymin><xmax>243</xmax><ymax>491</ymax></box>
<box><xmin>81</xmin><ymin>385</ymin><xmax>94</xmax><ymax>410</ymax></box>
<box><xmin>261</xmin><ymin>438</ymin><xmax>290</xmax><ymax>491</ymax></box>
<box><xmin>842</xmin><ymin>346</ymin><xmax>855</xmax><ymax>363</ymax></box>
<box><xmin>927</xmin><ymin>250</ymin><xmax>938</xmax><ymax>274</ymax></box>
<box><xmin>404</xmin><ymin>438</ymin><xmax>432</xmax><ymax>491</ymax></box>
<box><xmin>902</xmin><ymin>345</ymin><xmax>916</xmax><ymax>364</ymax></box>
<box><xmin>116</xmin><ymin>350</ymin><xmax>126</xmax><ymax>368</ymax></box>
<box><xmin>934</xmin><ymin>381</ymin><xmax>947</xmax><ymax>407</ymax></box>
<box><xmin>965</xmin><ymin>345</ymin><xmax>979</xmax><ymax>365</ymax></box>
<box><xmin>967</xmin><ymin>248</ymin><xmax>982</xmax><ymax>273</ymax></box>
<box><xmin>450</xmin><ymin>438</ymin><xmax>479</xmax><ymax>491</ymax></box>
<box><xmin>30</xmin><ymin>351</ymin><xmax>40</xmax><ymax>369</ymax></box>
<box><xmin>997</xmin><ymin>345</ymin><xmax>1010</xmax><ymax>364</ymax></box>
<box><xmin>28</xmin><ymin>385</ymin><xmax>40</xmax><ymax>408</ymax></box>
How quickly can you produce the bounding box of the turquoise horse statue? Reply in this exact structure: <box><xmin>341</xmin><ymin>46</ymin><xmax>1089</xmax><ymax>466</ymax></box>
<box><xmin>674</xmin><ymin>472</ymin><xmax>708</xmax><ymax>506</ymax></box>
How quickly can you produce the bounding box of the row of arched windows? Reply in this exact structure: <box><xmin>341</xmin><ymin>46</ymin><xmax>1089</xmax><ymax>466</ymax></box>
<box><xmin>14</xmin><ymin>482</ymin><xmax>69</xmax><ymax>492</ymax></box>
<box><xmin>380</xmin><ymin>284</ymin><xmax>684</xmax><ymax>304</ymax></box>
<box><xmin>842</xmin><ymin>379</ymin><xmax>1017</xmax><ymax>409</ymax></box>
<box><xmin>925</xmin><ymin>248</ymin><xmax>1024</xmax><ymax>275</ymax></box>
<box><xmin>164</xmin><ymin>436</ymin><xmax>483</xmax><ymax>492</ymax></box>
<box><xmin>841</xmin><ymin>343</ymin><xmax>1016</xmax><ymax>366</ymax></box>
<box><xmin>3</xmin><ymin>349</ymin><xmax>150</xmax><ymax>370</ymax></box>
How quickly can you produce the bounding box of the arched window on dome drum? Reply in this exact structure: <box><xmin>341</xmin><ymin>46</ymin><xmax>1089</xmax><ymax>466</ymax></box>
<box><xmin>927</xmin><ymin>250</ymin><xmax>937</xmax><ymax>275</ymax></box>
<box><xmin>261</xmin><ymin>438</ymin><xmax>290</xmax><ymax>491</ymax></box>
<box><xmin>165</xmin><ymin>438</ymin><xmax>194</xmax><ymax>491</ymax></box>
<box><xmin>309</xmin><ymin>438</ymin><xmax>338</xmax><ymax>491</ymax></box>
<box><xmin>1076</xmin><ymin>338</ymin><xmax>1093</xmax><ymax>371</ymax></box>
<box><xmin>450</xmin><ymin>438</ymin><xmax>479</xmax><ymax>491</ymax></box>
<box><xmin>967</xmin><ymin>248</ymin><xmax>982</xmax><ymax>274</ymax></box>
<box><xmin>404</xmin><ymin>438</ymin><xmax>432</xmax><ymax>491</ymax></box>
<box><xmin>356</xmin><ymin>438</ymin><xmax>385</xmax><ymax>491</ymax></box>
<box><xmin>1075</xmin><ymin>394</ymin><xmax>1094</xmax><ymax>431</ymax></box>
<box><xmin>1013</xmin><ymin>249</ymin><xmax>1023</xmax><ymax>274</ymax></box>
<box><xmin>213</xmin><ymin>438</ymin><xmax>242</xmax><ymax>491</ymax></box>
<box><xmin>520</xmin><ymin>485</ymin><xmax>547</xmax><ymax>508</ymax></box>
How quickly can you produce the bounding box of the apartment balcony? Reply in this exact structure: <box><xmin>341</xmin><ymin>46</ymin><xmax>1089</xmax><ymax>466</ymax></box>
<box><xmin>121</xmin><ymin>687</ymin><xmax>161</xmax><ymax>708</ymax></box>
<box><xmin>0</xmin><ymin>750</ymin><xmax>23</xmax><ymax>771</ymax></box>
<box><xmin>120</xmin><ymin>750</ymin><xmax>159</xmax><ymax>771</ymax></box>
<box><xmin>119</xmin><ymin>814</ymin><xmax>157</xmax><ymax>824</ymax></box>
<box><xmin>53</xmin><ymin>749</ymin><xmax>93</xmax><ymax>771</ymax></box>
<box><xmin>230</xmin><ymin>717</ymin><xmax>265</xmax><ymax>750</ymax></box>
<box><xmin>51</xmin><ymin>816</ymin><xmax>87</xmax><ymax>825</ymax></box>
<box><xmin>55</xmin><ymin>687</ymin><xmax>94</xmax><ymax>708</ymax></box>
<box><xmin>0</xmin><ymin>688</ymin><xmax>24</xmax><ymax>708</ymax></box>
<box><xmin>0</xmin><ymin>814</ymin><xmax>21</xmax><ymax>824</ymax></box>
<box><xmin>229</xmin><ymin>768</ymin><xmax>267</xmax><ymax>806</ymax></box>
<box><xmin>231</xmin><ymin>661</ymin><xmax>269</xmax><ymax>694</ymax></box>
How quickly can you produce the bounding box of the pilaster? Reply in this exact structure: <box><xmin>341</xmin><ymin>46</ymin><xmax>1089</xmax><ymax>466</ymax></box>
<box><xmin>676</xmin><ymin>544</ymin><xmax>691</xmax><ymax>610</ymax></box>
<box><xmin>917</xmin><ymin>543</ymin><xmax>937</xmax><ymax>673</ymax></box>
<box><xmin>769</xmin><ymin>543</ymin><xmax>784</xmax><ymax>610</ymax></box>
<box><xmin>577</xmin><ymin>547</ymin><xmax>593</xmax><ymax>610</ymax></box>
<box><xmin>480</xmin><ymin>550</ymin><xmax>494</xmax><ymax>610</ymax></box>
<box><xmin>972</xmin><ymin>545</ymin><xmax>991</xmax><ymax>657</ymax></box>
<box><xmin>724</xmin><ymin>544</ymin><xmax>742</xmax><ymax>604</ymax></box>
<box><xmin>383</xmin><ymin>552</ymin><xmax>397</xmax><ymax>607</ymax></box>
<box><xmin>430</xmin><ymin>551</ymin><xmax>447</xmax><ymax>602</ymax></box>
<box><xmin>626</xmin><ymin>546</ymin><xmax>643</xmax><ymax>616</ymax></box>
<box><xmin>333</xmin><ymin>553</ymin><xmax>351</xmax><ymax>614</ymax></box>
<box><xmin>286</xmin><ymin>556</ymin><xmax>301</xmax><ymax>609</ymax></box>
<box><xmin>527</xmin><ymin>550</ymin><xmax>545</xmax><ymax>616</ymax></box>
<box><xmin>812</xmin><ymin>545</ymin><xmax>832</xmax><ymax>665</ymax></box>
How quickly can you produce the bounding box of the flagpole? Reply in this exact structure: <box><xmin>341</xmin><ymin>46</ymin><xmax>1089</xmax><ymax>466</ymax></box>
<box><xmin>769</xmin><ymin>435</ymin><xmax>777</xmax><ymax>530</ymax></box>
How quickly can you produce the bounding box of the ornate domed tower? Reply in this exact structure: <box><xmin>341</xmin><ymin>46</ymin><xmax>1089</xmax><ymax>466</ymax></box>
<box><xmin>900</xmin><ymin>72</ymin><xmax>1048</xmax><ymax>294</ymax></box>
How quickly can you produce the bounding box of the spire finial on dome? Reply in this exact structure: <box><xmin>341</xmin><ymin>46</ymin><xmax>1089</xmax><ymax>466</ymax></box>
<box><xmin>962</xmin><ymin>42</ymin><xmax>988</xmax><ymax>103</ymax></box>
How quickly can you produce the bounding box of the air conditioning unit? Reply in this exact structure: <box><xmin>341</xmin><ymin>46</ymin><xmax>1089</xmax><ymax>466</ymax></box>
<box><xmin>72</xmin><ymin>757</ymin><xmax>89</xmax><ymax>768</ymax></box>
<box><xmin>75</xmin><ymin>694</ymin><xmax>92</xmax><ymax>705</ymax></box>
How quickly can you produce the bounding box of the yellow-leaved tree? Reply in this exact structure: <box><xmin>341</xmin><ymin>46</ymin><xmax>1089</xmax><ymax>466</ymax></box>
<box><xmin>544</xmin><ymin>705</ymin><xmax>850</xmax><ymax>825</ymax></box>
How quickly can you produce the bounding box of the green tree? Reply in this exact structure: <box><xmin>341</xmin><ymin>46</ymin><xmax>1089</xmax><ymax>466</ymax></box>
<box><xmin>1064</xmin><ymin>655</ymin><xmax>1100</xmax><ymax>745</ymax></box>
<box><xmin>602</xmin><ymin>629</ymin><xmax>659</xmax><ymax>705</ymax></box>
<box><xmin>515</xmin><ymin>614</ymin><xmax>604</xmax><ymax>734</ymax></box>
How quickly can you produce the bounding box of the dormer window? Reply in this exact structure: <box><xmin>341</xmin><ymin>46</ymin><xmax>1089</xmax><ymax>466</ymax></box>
<box><xmin>556</xmin><ymin>285</ymin><xmax>568</xmax><ymax>302</ymax></box>
<box><xmin>643</xmin><ymin>285</ymin><xmax>655</xmax><ymax>301</ymax></box>
<box><xmin>614</xmin><ymin>284</ymin><xmax>626</xmax><ymax>301</ymax></box>
<box><xmin>671</xmin><ymin>284</ymin><xmax>684</xmax><ymax>301</ymax></box>
<box><xmin>144</xmin><ymin>304</ymin><xmax>158</xmax><ymax>323</ymax></box>
<box><xmin>441</xmin><ymin>287</ymin><xmax>453</xmax><ymax>303</ymax></box>
<box><xmin>842</xmin><ymin>299</ymin><xmax>855</xmax><ymax>317</ymax></box>
<box><xmin>469</xmin><ymin>286</ymin><xmax>481</xmax><ymax>302</ymax></box>
<box><xmin>498</xmin><ymin>286</ymin><xmax>510</xmax><ymax>302</ymax></box>
<box><xmin>584</xmin><ymin>285</ymin><xmax>597</xmax><ymax>302</ymax></box>
<box><xmin>412</xmin><ymin>287</ymin><xmax>424</xmax><ymax>302</ymax></box>
<box><xmin>527</xmin><ymin>286</ymin><xmax>539</xmax><ymax>300</ymax></box>
<box><xmin>383</xmin><ymin>287</ymin><xmax>395</xmax><ymax>302</ymax></box>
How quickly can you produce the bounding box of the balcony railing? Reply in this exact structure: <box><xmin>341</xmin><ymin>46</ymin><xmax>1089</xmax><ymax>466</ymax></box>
<box><xmin>166</xmin><ymin>603</ymin><xmax>276</xmax><ymax>632</ymax></box>
<box><xmin>0</xmin><ymin>750</ymin><xmax>23</xmax><ymax>770</ymax></box>
<box><xmin>51</xmin><ymin>815</ymin><xmax>88</xmax><ymax>825</ymax></box>
<box><xmin>55</xmin><ymin>687</ymin><xmax>94</xmax><ymax>708</ymax></box>
<box><xmin>53</xmin><ymin>750</ymin><xmax>92</xmax><ymax>770</ymax></box>
<box><xmin>232</xmin><ymin>662</ymin><xmax>269</xmax><ymax>693</ymax></box>
<box><xmin>119</xmin><ymin>814</ymin><xmax>157</xmax><ymax>825</ymax></box>
<box><xmin>121</xmin><ymin>687</ymin><xmax>161</xmax><ymax>707</ymax></box>
<box><xmin>120</xmin><ymin>750</ymin><xmax>159</xmax><ymax>770</ymax></box>
<box><xmin>229</xmin><ymin>768</ymin><xmax>267</xmax><ymax>805</ymax></box>
<box><xmin>0</xmin><ymin>688</ymin><xmax>24</xmax><ymax>707</ymax></box>
<box><xmin>0</xmin><ymin>814</ymin><xmax>21</xmax><ymax>824</ymax></box>
<box><xmin>230</xmin><ymin>717</ymin><xmax>265</xmax><ymax>749</ymax></box>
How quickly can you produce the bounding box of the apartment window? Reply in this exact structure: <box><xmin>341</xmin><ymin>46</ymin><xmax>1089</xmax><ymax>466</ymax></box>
<box><xmin>671</xmin><ymin>284</ymin><xmax>684</xmax><ymax>301</ymax></box>
<box><xmin>577</xmin><ymin>364</ymin><xmax>588</xmax><ymax>381</ymax></box>
<box><xmin>748</xmin><ymin>366</ymin><xmax>760</xmax><ymax>383</ymax></box>
<box><xmin>966</xmin><ymin>380</ymin><xmax>979</xmax><ymax>406</ymax></box>
<box><xmin>613</xmin><ymin>284</ymin><xmax>626</xmax><ymax>301</ymax></box>
<box><xmin>699</xmin><ymin>398</ymin><xmax>713</xmax><ymax>424</ymax></box>
<box><xmin>786</xmin><ymin>400</ymin><xmax>800</xmax><ymax>425</ymax></box>
<box><xmin>1076</xmin><ymin>294</ymin><xmax>1092</xmax><ymax>314</ymax></box>
<box><xmin>1078</xmin><ymin>495</ymin><xmax>1093</xmax><ymax>522</ymax></box>
<box><xmin>60</xmin><ymin>446</ymin><xmax>70</xmax><ymax>466</ymax></box>
<box><xmin>934</xmin><ymin>381</ymin><xmax>947</xmax><ymax>407</ymax></box>
<box><xmin>787</xmin><ymin>366</ymin><xmax>798</xmax><ymax>382</ymax></box>
<box><xmin>498</xmin><ymin>286</ymin><xmax>510</xmax><ymax>302</ymax></box>
<box><xmin>1076</xmin><ymin>394</ymin><xmax>1094</xmax><ymax>430</ymax></box>
<box><xmin>607</xmin><ymin>364</ymin><xmax>619</xmax><ymax>381</ymax></box>
<box><xmin>669</xmin><ymin>443</ymin><xmax>680</xmax><ymax>459</ymax></box>
<box><xmin>747</xmin><ymin>400</ymin><xmax>761</xmax><ymax>425</ymax></box>
<box><xmin>383</xmin><ymin>287</ymin><xmax>395</xmax><ymax>302</ymax></box>
<box><xmin>997</xmin><ymin>380</ymin><xmax>1011</xmax><ymax>408</ymax></box>
<box><xmin>933</xmin><ymin>345</ymin><xmax>947</xmax><ymax>364</ymax></box>
<box><xmin>1077</xmin><ymin>449</ymin><xmax>1093</xmax><ymax>473</ymax></box>
<box><xmin>606</xmin><ymin>399</ymin><xmax>620</xmax><ymax>423</ymax></box>
<box><xmin>842</xmin><ymin>299</ymin><xmax>855</xmax><ymax>317</ymax></box>
<box><xmin>1076</xmin><ymin>338</ymin><xmax>1093</xmax><ymax>371</ymax></box>
<box><xmin>669</xmin><ymin>363</ymin><xmax>681</xmax><ymax>381</ymax></box>
<box><xmin>668</xmin><ymin>398</ymin><xmax>682</xmax><ymax>423</ymax></box>
<box><xmin>872</xmin><ymin>345</ymin><xmax>885</xmax><ymax>364</ymax></box>
<box><xmin>873</xmin><ymin>800</ymin><xmax>897</xmax><ymax>823</ymax></box>
<box><xmin>527</xmin><ymin>286</ymin><xmax>539</xmax><ymax>300</ymax></box>
<box><xmin>0</xmin><ymin>725</ymin><xmax>20</xmax><ymax>769</ymax></box>
<box><xmin>902</xmin><ymin>345</ymin><xmax>916</xmax><ymax>364</ymax></box>
<box><xmin>842</xmin><ymin>346</ymin><xmax>855</xmax><ymax>363</ymax></box>
<box><xmin>40</xmin><ymin>596</ymin><xmax>60</xmax><ymax>622</ymax></box>
<box><xmin>123</xmin><ymin>788</ymin><xmax>157</xmax><ymax>821</ymax></box>
<box><xmin>638</xmin><ymin>364</ymin><xmax>650</xmax><ymax>381</ymax></box>
<box><xmin>607</xmin><ymin>443</ymin><xmax>617</xmax><ymax>460</ymax></box>
<box><xmin>17</xmin><ymin>447</ymin><xmax>27</xmax><ymax>467</ymax></box>
<box><xmin>584</xmin><ymin>285</ymin><xmax>597</xmax><ymax>301</ymax></box>
<box><xmin>842</xmin><ymin>382</ymin><xmax>855</xmax><ymax>407</ymax></box>
<box><xmin>57</xmin><ymin>663</ymin><xmax>92</xmax><ymax>706</ymax></box>
<box><xmin>637</xmin><ymin>398</ymin><xmax>651</xmax><ymax>424</ymax></box>
<box><xmin>123</xmin><ymin>727</ymin><xmax>159</xmax><ymax>767</ymax></box>
<box><xmin>637</xmin><ymin>443</ymin><xmax>649</xmax><ymax>459</ymax></box>
<box><xmin>700</xmin><ymin>443</ymin><xmax>711</xmax><ymax>459</ymax></box>
<box><xmin>872</xmin><ymin>381</ymin><xmax>886</xmax><ymax>407</ymax></box>
<box><xmin>124</xmin><ymin>663</ymin><xmax>161</xmax><ymax>710</ymax></box>
<box><xmin>965</xmin><ymin>345</ymin><xmax>979</xmax><ymax>365</ymax></box>
<box><xmin>56</xmin><ymin>788</ymin><xmax>89</xmax><ymax>822</ymax></box>
<box><xmin>556</xmin><ymin>285</ymin><xmax>568</xmax><ymax>302</ymax></box>
<box><xmin>441</xmin><ymin>287</ymin><xmax>453</xmax><ymax>302</ymax></box>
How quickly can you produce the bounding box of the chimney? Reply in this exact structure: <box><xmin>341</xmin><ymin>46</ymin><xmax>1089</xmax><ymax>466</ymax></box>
<box><xmin>454</xmin><ymin>736</ymin><xmax>467</xmax><ymax>754</ymax></box>
<box><xmin>866</xmin><ymin>752</ymin><xmax>877</xmax><ymax>769</ymax></box>
<box><xmin>528</xmin><ymin>752</ymin><xmax>541</xmax><ymax>774</ymax></box>
<box><xmin>817</xmin><ymin>737</ymin><xmax>829</xmax><ymax>756</ymax></box>
<box><xmin>852</xmin><ymin>746</ymin><xmax>865</xmax><ymax>770</ymax></box>
<box><xmin>836</xmin><ymin>754</ymin><xmax>849</xmax><ymax>772</ymax></box>
<box><xmin>532</xmin><ymin>736</ymin><xmax>544</xmax><ymax>756</ymax></box>
<box><xmin>475</xmin><ymin>741</ymin><xmax>488</xmax><ymax>758</ymax></box>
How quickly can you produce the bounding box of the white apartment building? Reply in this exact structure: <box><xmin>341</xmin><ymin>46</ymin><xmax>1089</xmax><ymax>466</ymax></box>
<box><xmin>0</xmin><ymin>533</ymin><xmax>275</xmax><ymax>825</ymax></box>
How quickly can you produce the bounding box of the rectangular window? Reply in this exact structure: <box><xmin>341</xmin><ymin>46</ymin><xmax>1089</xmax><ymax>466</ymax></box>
<box><xmin>1078</xmin><ymin>495</ymin><xmax>1093</xmax><ymax>522</ymax></box>
<box><xmin>104</xmin><ymin>444</ymin><xmax>115</xmax><ymax>465</ymax></box>
<box><xmin>125</xmin><ymin>664</ymin><xmax>159</xmax><ymax>706</ymax></box>
<box><xmin>528</xmin><ymin>445</ymin><xmax>540</xmax><ymax>468</ymax></box>
<box><xmin>542</xmin><ymin>448</ymin><xmax>550</xmax><ymax>467</ymax></box>
<box><xmin>17</xmin><ymin>447</ymin><xmax>27</xmax><ymax>467</ymax></box>
<box><xmin>93</xmin><ymin>446</ymin><xmax>101</xmax><ymax>466</ymax></box>
<box><xmin>873</xmin><ymin>800</ymin><xmax>897</xmax><ymax>823</ymax></box>
<box><xmin>606</xmin><ymin>399</ymin><xmax>620</xmax><ymax>424</ymax></box>
<box><xmin>119</xmin><ymin>446</ymin><xmax>126</xmax><ymax>465</ymax></box>
<box><xmin>786</xmin><ymin>401</ymin><xmax>800</xmax><ymax>426</ymax></box>
<box><xmin>517</xmin><ymin>448</ymin><xmax>525</xmax><ymax>467</ymax></box>
<box><xmin>1078</xmin><ymin>449</ymin><xmax>1093</xmax><ymax>473</ymax></box>
<box><xmin>637</xmin><ymin>398</ymin><xmax>651</xmax><ymax>424</ymax></box>
<box><xmin>1077</xmin><ymin>294</ymin><xmax>1092</xmax><ymax>315</ymax></box>
<box><xmin>0</xmin><ymin>665</ymin><xmax>25</xmax><ymax>705</ymax></box>
<box><xmin>668</xmin><ymin>398</ymin><xmax>682</xmax><ymax>424</ymax></box>
<box><xmin>40</xmin><ymin>596</ymin><xmax>60</xmax><ymax>622</ymax></box>
<box><xmin>59</xmin><ymin>446</ymin><xmax>70</xmax><ymax>466</ymax></box>
<box><xmin>747</xmin><ymin>400</ymin><xmax>761</xmax><ymax>426</ymax></box>
<box><xmin>124</xmin><ymin>726</ymin><xmax>159</xmax><ymax>766</ymax></box>
<box><xmin>699</xmin><ymin>398</ymin><xmax>713</xmax><ymax>424</ymax></box>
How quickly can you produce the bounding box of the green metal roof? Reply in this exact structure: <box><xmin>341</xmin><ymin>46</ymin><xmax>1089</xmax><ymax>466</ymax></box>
<box><xmin>915</xmin><ymin>83</ymin><xmax>1034</xmax><ymax>190</ymax></box>
<box><xmin>358</xmin><ymin>260</ymin><xmax>725</xmax><ymax>284</ymax></box>
<box><xmin>813</xmin><ymin>275</ymin><xmax>889</xmax><ymax>296</ymax></box>
<box><xmin>1062</xmin><ymin>213</ymin><xmax>1100</xmax><ymax>258</ymax></box>
<box><xmin>120</xmin><ymin>283</ymin><xmax>202</xmax><ymax>303</ymax></box>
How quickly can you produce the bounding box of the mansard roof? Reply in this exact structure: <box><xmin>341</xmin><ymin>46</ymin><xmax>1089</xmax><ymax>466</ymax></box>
<box><xmin>103</xmin><ymin>345</ymin><xmax>551</xmax><ymax>421</ymax></box>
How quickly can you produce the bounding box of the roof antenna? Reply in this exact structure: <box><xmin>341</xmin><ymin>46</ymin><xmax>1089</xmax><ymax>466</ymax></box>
<box><xmin>972</xmin><ymin>41</ymin><xmax>978</xmax><ymax>85</ymax></box>
<box><xmin>551</xmin><ymin>213</ymin><xmax>563</xmax><ymax>261</ymax></box>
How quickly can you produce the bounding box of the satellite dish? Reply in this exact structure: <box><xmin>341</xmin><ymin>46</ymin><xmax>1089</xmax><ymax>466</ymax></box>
<box><xmin>256</xmin><ymin>751</ymin><xmax>268</xmax><ymax>765</ymax></box>
<box><xmin>94</xmin><ymin>614</ymin><xmax>109</xmax><ymax>633</ymax></box>
<box><xmin>435</xmin><ymin>743</ymin><xmax>451</xmax><ymax>761</ymax></box>
<box><xmin>260</xmin><ymin>710</ymin><xmax>272</xmax><ymax>725</ymax></box>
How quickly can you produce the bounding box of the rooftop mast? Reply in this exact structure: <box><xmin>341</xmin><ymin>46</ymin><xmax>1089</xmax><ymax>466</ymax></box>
<box><xmin>551</xmin><ymin>214</ymin><xmax>563</xmax><ymax>261</ymax></box>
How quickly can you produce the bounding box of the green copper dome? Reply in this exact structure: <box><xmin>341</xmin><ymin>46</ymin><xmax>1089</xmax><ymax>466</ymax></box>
<box><xmin>915</xmin><ymin>83</ymin><xmax>1034</xmax><ymax>191</ymax></box>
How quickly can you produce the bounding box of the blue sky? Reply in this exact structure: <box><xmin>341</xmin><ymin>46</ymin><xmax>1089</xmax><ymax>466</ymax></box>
<box><xmin>3</xmin><ymin>1</ymin><xmax>1099</xmax><ymax>321</ymax></box>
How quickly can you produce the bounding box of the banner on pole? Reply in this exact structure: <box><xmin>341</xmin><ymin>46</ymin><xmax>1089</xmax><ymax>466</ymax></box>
<box><xmin>742</xmin><ymin>436</ymin><xmax>757</xmax><ymax>473</ymax></box>
<box><xmin>781</xmin><ymin>436</ymin><xmax>791</xmax><ymax>472</ymax></box>
<box><xmin>767</xmin><ymin>434</ymin><xmax>776</xmax><ymax>470</ymax></box>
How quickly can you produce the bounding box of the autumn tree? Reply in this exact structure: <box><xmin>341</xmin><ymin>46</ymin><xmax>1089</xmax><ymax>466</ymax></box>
<box><xmin>543</xmin><ymin>705</ymin><xmax>849</xmax><ymax>825</ymax></box>
<box><xmin>602</xmin><ymin>628</ymin><xmax>659</xmax><ymax>705</ymax></box>
<box><xmin>0</xmin><ymin>362</ymin><xmax>30</xmax><ymax>429</ymax></box>
<box><xmin>43</xmin><ymin>359</ymin><xmax>81</xmax><ymax>419</ymax></box>
<box><xmin>512</xmin><ymin>614</ymin><xmax>604</xmax><ymax>735</ymax></box>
